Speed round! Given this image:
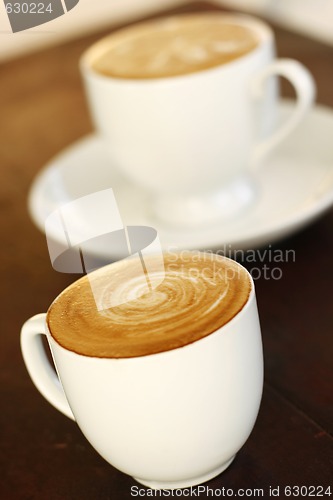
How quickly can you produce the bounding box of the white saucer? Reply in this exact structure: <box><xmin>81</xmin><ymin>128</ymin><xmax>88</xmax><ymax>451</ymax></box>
<box><xmin>28</xmin><ymin>100</ymin><xmax>333</xmax><ymax>252</ymax></box>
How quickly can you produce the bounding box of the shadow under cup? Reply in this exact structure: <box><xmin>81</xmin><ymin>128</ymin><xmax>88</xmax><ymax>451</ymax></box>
<box><xmin>21</xmin><ymin>257</ymin><xmax>263</xmax><ymax>490</ymax></box>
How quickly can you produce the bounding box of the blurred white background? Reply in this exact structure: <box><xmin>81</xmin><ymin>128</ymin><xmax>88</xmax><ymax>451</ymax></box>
<box><xmin>0</xmin><ymin>0</ymin><xmax>186</xmax><ymax>61</ymax></box>
<box><xmin>218</xmin><ymin>0</ymin><xmax>333</xmax><ymax>45</ymax></box>
<box><xmin>1</xmin><ymin>0</ymin><xmax>332</xmax><ymax>62</ymax></box>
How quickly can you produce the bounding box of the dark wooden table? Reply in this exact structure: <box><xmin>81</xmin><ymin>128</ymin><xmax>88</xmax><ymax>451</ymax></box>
<box><xmin>1</xmin><ymin>2</ymin><xmax>332</xmax><ymax>499</ymax></box>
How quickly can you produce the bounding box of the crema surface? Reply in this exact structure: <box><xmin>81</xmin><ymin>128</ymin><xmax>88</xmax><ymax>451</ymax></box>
<box><xmin>90</xmin><ymin>14</ymin><xmax>259</xmax><ymax>80</ymax></box>
<box><xmin>47</xmin><ymin>252</ymin><xmax>251</xmax><ymax>358</ymax></box>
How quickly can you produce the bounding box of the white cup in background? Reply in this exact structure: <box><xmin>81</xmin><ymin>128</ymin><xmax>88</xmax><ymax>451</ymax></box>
<box><xmin>81</xmin><ymin>13</ymin><xmax>315</xmax><ymax>226</ymax></box>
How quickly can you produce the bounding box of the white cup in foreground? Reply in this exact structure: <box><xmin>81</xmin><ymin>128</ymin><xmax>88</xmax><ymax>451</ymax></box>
<box><xmin>21</xmin><ymin>252</ymin><xmax>263</xmax><ymax>489</ymax></box>
<box><xmin>81</xmin><ymin>13</ymin><xmax>315</xmax><ymax>226</ymax></box>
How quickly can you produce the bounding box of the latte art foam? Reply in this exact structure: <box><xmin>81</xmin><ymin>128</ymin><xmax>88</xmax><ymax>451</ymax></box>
<box><xmin>47</xmin><ymin>252</ymin><xmax>251</xmax><ymax>358</ymax></box>
<box><xmin>90</xmin><ymin>14</ymin><xmax>259</xmax><ymax>80</ymax></box>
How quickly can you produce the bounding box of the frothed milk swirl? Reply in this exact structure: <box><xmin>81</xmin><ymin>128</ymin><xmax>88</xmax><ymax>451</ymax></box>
<box><xmin>47</xmin><ymin>252</ymin><xmax>251</xmax><ymax>358</ymax></box>
<box><xmin>90</xmin><ymin>14</ymin><xmax>259</xmax><ymax>80</ymax></box>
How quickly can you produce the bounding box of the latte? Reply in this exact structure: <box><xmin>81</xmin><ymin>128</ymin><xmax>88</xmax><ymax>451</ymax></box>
<box><xmin>90</xmin><ymin>13</ymin><xmax>259</xmax><ymax>80</ymax></box>
<box><xmin>47</xmin><ymin>252</ymin><xmax>251</xmax><ymax>358</ymax></box>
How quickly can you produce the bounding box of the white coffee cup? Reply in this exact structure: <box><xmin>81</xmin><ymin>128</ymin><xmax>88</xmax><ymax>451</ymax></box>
<box><xmin>20</xmin><ymin>263</ymin><xmax>263</xmax><ymax>490</ymax></box>
<box><xmin>80</xmin><ymin>13</ymin><xmax>315</xmax><ymax>226</ymax></box>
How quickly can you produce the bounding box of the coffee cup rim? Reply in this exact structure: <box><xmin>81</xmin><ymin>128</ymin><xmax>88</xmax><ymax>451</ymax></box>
<box><xmin>80</xmin><ymin>12</ymin><xmax>274</xmax><ymax>85</ymax></box>
<box><xmin>45</xmin><ymin>253</ymin><xmax>255</xmax><ymax>360</ymax></box>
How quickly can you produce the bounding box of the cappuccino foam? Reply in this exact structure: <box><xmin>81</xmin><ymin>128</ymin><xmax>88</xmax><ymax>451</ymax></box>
<box><xmin>47</xmin><ymin>252</ymin><xmax>251</xmax><ymax>358</ymax></box>
<box><xmin>90</xmin><ymin>14</ymin><xmax>259</xmax><ymax>79</ymax></box>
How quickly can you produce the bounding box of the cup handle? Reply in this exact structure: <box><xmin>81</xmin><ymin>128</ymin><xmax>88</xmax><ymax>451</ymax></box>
<box><xmin>251</xmin><ymin>58</ymin><xmax>316</xmax><ymax>169</ymax></box>
<box><xmin>20</xmin><ymin>314</ymin><xmax>75</xmax><ymax>421</ymax></box>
